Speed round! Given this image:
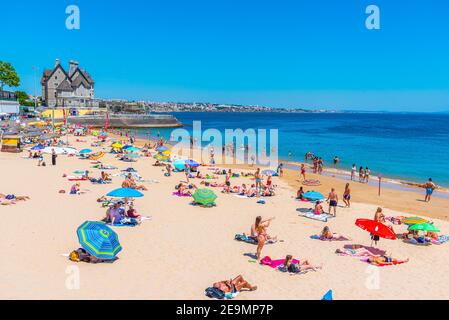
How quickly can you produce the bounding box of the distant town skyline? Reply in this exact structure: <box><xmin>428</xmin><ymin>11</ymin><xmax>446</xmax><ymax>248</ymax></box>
<box><xmin>2</xmin><ymin>0</ymin><xmax>449</xmax><ymax>112</ymax></box>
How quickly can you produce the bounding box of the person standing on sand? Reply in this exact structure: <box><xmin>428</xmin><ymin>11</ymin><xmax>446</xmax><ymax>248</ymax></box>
<box><xmin>424</xmin><ymin>178</ymin><xmax>436</xmax><ymax>202</ymax></box>
<box><xmin>327</xmin><ymin>188</ymin><xmax>339</xmax><ymax>217</ymax></box>
<box><xmin>351</xmin><ymin>164</ymin><xmax>356</xmax><ymax>181</ymax></box>
<box><xmin>51</xmin><ymin>149</ymin><xmax>57</xmax><ymax>166</ymax></box>
<box><xmin>318</xmin><ymin>158</ymin><xmax>324</xmax><ymax>174</ymax></box>
<box><xmin>253</xmin><ymin>216</ymin><xmax>276</xmax><ymax>261</ymax></box>
<box><xmin>359</xmin><ymin>166</ymin><xmax>364</xmax><ymax>183</ymax></box>
<box><xmin>300</xmin><ymin>164</ymin><xmax>306</xmax><ymax>181</ymax></box>
<box><xmin>342</xmin><ymin>183</ymin><xmax>351</xmax><ymax>208</ymax></box>
<box><xmin>365</xmin><ymin>167</ymin><xmax>370</xmax><ymax>183</ymax></box>
<box><xmin>255</xmin><ymin>168</ymin><xmax>262</xmax><ymax>196</ymax></box>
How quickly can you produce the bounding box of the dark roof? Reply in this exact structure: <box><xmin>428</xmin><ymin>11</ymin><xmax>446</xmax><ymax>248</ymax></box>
<box><xmin>71</xmin><ymin>74</ymin><xmax>92</xmax><ymax>89</ymax></box>
<box><xmin>56</xmin><ymin>80</ymin><xmax>73</xmax><ymax>92</ymax></box>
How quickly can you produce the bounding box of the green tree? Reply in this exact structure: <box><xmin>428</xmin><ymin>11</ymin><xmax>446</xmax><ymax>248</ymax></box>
<box><xmin>15</xmin><ymin>90</ymin><xmax>32</xmax><ymax>105</ymax></box>
<box><xmin>0</xmin><ymin>61</ymin><xmax>20</xmax><ymax>91</ymax></box>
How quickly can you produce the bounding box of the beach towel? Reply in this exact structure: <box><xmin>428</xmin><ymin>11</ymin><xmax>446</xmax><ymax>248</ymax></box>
<box><xmin>234</xmin><ymin>234</ymin><xmax>275</xmax><ymax>245</ymax></box>
<box><xmin>204</xmin><ymin>287</ymin><xmax>237</xmax><ymax>299</ymax></box>
<box><xmin>310</xmin><ymin>234</ymin><xmax>349</xmax><ymax>241</ymax></box>
<box><xmin>260</xmin><ymin>256</ymin><xmax>299</xmax><ymax>268</ymax></box>
<box><xmin>361</xmin><ymin>257</ymin><xmax>407</xmax><ymax>267</ymax></box>
<box><xmin>403</xmin><ymin>237</ymin><xmax>432</xmax><ymax>246</ymax></box>
<box><xmin>172</xmin><ymin>191</ymin><xmax>192</xmax><ymax>197</ymax></box>
<box><xmin>299</xmin><ymin>211</ymin><xmax>334</xmax><ymax>222</ymax></box>
<box><xmin>433</xmin><ymin>235</ymin><xmax>449</xmax><ymax>245</ymax></box>
<box><xmin>67</xmin><ymin>176</ymin><xmax>88</xmax><ymax>181</ymax></box>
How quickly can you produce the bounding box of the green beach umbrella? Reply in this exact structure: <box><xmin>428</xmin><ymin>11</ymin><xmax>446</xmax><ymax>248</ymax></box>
<box><xmin>192</xmin><ymin>188</ymin><xmax>217</xmax><ymax>206</ymax></box>
<box><xmin>408</xmin><ymin>223</ymin><xmax>440</xmax><ymax>233</ymax></box>
<box><xmin>403</xmin><ymin>216</ymin><xmax>428</xmax><ymax>226</ymax></box>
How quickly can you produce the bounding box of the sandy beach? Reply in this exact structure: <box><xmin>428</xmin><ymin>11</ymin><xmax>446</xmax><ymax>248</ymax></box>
<box><xmin>1</xmin><ymin>134</ymin><xmax>449</xmax><ymax>300</ymax></box>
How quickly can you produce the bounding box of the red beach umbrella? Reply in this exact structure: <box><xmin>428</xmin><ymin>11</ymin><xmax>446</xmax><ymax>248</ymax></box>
<box><xmin>355</xmin><ymin>219</ymin><xmax>396</xmax><ymax>240</ymax></box>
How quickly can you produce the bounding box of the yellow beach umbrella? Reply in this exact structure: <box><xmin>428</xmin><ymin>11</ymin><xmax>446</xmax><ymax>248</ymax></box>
<box><xmin>162</xmin><ymin>150</ymin><xmax>171</xmax><ymax>156</ymax></box>
<box><xmin>111</xmin><ymin>143</ymin><xmax>123</xmax><ymax>149</ymax></box>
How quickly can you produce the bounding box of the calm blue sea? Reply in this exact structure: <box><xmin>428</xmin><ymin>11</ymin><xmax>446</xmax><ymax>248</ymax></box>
<box><xmin>134</xmin><ymin>112</ymin><xmax>449</xmax><ymax>187</ymax></box>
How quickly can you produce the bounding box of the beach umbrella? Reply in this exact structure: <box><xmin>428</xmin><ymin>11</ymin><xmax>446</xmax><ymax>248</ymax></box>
<box><xmin>192</xmin><ymin>188</ymin><xmax>217</xmax><ymax>206</ymax></box>
<box><xmin>408</xmin><ymin>223</ymin><xmax>440</xmax><ymax>233</ymax></box>
<box><xmin>125</xmin><ymin>146</ymin><xmax>140</xmax><ymax>152</ymax></box>
<box><xmin>174</xmin><ymin>159</ymin><xmax>186</xmax><ymax>170</ymax></box>
<box><xmin>76</xmin><ymin>221</ymin><xmax>122</xmax><ymax>260</ymax></box>
<box><xmin>402</xmin><ymin>216</ymin><xmax>428</xmax><ymax>226</ymax></box>
<box><xmin>155</xmin><ymin>145</ymin><xmax>169</xmax><ymax>152</ymax></box>
<box><xmin>355</xmin><ymin>219</ymin><xmax>396</xmax><ymax>240</ymax></box>
<box><xmin>262</xmin><ymin>169</ymin><xmax>277</xmax><ymax>176</ymax></box>
<box><xmin>79</xmin><ymin>148</ymin><xmax>93</xmax><ymax>154</ymax></box>
<box><xmin>31</xmin><ymin>144</ymin><xmax>45</xmax><ymax>150</ymax></box>
<box><xmin>161</xmin><ymin>150</ymin><xmax>171</xmax><ymax>156</ymax></box>
<box><xmin>154</xmin><ymin>153</ymin><xmax>170</xmax><ymax>162</ymax></box>
<box><xmin>322</xmin><ymin>290</ymin><xmax>333</xmax><ymax>301</ymax></box>
<box><xmin>106</xmin><ymin>188</ymin><xmax>144</xmax><ymax>198</ymax></box>
<box><xmin>303</xmin><ymin>191</ymin><xmax>325</xmax><ymax>201</ymax></box>
<box><xmin>111</xmin><ymin>143</ymin><xmax>123</xmax><ymax>149</ymax></box>
<box><xmin>185</xmin><ymin>159</ymin><xmax>200</xmax><ymax>167</ymax></box>
<box><xmin>127</xmin><ymin>153</ymin><xmax>141</xmax><ymax>159</ymax></box>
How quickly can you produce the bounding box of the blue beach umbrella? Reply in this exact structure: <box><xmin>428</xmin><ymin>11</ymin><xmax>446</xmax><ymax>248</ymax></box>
<box><xmin>106</xmin><ymin>188</ymin><xmax>144</xmax><ymax>198</ymax></box>
<box><xmin>79</xmin><ymin>148</ymin><xmax>93</xmax><ymax>154</ymax></box>
<box><xmin>322</xmin><ymin>290</ymin><xmax>333</xmax><ymax>300</ymax></box>
<box><xmin>76</xmin><ymin>221</ymin><xmax>122</xmax><ymax>260</ymax></box>
<box><xmin>185</xmin><ymin>159</ymin><xmax>200</xmax><ymax>167</ymax></box>
<box><xmin>155</xmin><ymin>145</ymin><xmax>169</xmax><ymax>152</ymax></box>
<box><xmin>31</xmin><ymin>144</ymin><xmax>45</xmax><ymax>150</ymax></box>
<box><xmin>173</xmin><ymin>159</ymin><xmax>186</xmax><ymax>170</ymax></box>
<box><xmin>124</xmin><ymin>146</ymin><xmax>140</xmax><ymax>152</ymax></box>
<box><xmin>303</xmin><ymin>191</ymin><xmax>325</xmax><ymax>201</ymax></box>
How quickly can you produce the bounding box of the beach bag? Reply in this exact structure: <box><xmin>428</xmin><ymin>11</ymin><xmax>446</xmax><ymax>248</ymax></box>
<box><xmin>205</xmin><ymin>287</ymin><xmax>225</xmax><ymax>300</ymax></box>
<box><xmin>69</xmin><ymin>250</ymin><xmax>80</xmax><ymax>262</ymax></box>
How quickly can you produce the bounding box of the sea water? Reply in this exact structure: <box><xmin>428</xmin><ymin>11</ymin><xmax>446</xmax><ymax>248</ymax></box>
<box><xmin>135</xmin><ymin>112</ymin><xmax>449</xmax><ymax>187</ymax></box>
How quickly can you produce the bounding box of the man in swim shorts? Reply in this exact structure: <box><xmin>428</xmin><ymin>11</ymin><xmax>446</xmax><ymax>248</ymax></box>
<box><xmin>327</xmin><ymin>188</ymin><xmax>339</xmax><ymax>217</ymax></box>
<box><xmin>424</xmin><ymin>178</ymin><xmax>436</xmax><ymax>202</ymax></box>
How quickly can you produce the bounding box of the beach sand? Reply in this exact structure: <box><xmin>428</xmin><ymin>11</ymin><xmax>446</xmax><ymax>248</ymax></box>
<box><xmin>1</xmin><ymin>134</ymin><xmax>449</xmax><ymax>300</ymax></box>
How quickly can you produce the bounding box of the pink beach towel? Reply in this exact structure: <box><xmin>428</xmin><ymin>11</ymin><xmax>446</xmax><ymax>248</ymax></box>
<box><xmin>172</xmin><ymin>191</ymin><xmax>191</xmax><ymax>197</ymax></box>
<box><xmin>260</xmin><ymin>256</ymin><xmax>299</xmax><ymax>268</ymax></box>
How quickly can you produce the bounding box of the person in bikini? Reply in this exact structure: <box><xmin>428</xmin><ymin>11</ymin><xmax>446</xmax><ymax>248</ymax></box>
<box><xmin>213</xmin><ymin>275</ymin><xmax>257</xmax><ymax>293</ymax></box>
<box><xmin>281</xmin><ymin>255</ymin><xmax>322</xmax><ymax>273</ymax></box>
<box><xmin>300</xmin><ymin>164</ymin><xmax>306</xmax><ymax>181</ymax></box>
<box><xmin>252</xmin><ymin>216</ymin><xmax>276</xmax><ymax>260</ymax></box>
<box><xmin>342</xmin><ymin>183</ymin><xmax>351</xmax><ymax>208</ymax></box>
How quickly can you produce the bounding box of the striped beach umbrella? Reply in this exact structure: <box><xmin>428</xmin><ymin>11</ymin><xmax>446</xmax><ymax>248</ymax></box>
<box><xmin>408</xmin><ymin>223</ymin><xmax>440</xmax><ymax>233</ymax></box>
<box><xmin>76</xmin><ymin>221</ymin><xmax>122</xmax><ymax>260</ymax></box>
<box><xmin>192</xmin><ymin>188</ymin><xmax>217</xmax><ymax>206</ymax></box>
<box><xmin>402</xmin><ymin>216</ymin><xmax>428</xmax><ymax>226</ymax></box>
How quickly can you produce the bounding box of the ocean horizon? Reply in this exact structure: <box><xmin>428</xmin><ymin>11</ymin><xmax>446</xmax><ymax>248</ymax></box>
<box><xmin>132</xmin><ymin>111</ymin><xmax>449</xmax><ymax>188</ymax></box>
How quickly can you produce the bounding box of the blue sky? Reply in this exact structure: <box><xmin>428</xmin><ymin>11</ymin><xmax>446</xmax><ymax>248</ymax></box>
<box><xmin>2</xmin><ymin>0</ymin><xmax>449</xmax><ymax>111</ymax></box>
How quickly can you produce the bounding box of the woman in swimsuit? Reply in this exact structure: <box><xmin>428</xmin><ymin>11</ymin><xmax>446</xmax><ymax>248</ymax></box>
<box><xmin>213</xmin><ymin>275</ymin><xmax>257</xmax><ymax>293</ymax></box>
<box><xmin>314</xmin><ymin>201</ymin><xmax>324</xmax><ymax>215</ymax></box>
<box><xmin>254</xmin><ymin>168</ymin><xmax>262</xmax><ymax>196</ymax></box>
<box><xmin>281</xmin><ymin>255</ymin><xmax>322</xmax><ymax>273</ymax></box>
<box><xmin>253</xmin><ymin>216</ymin><xmax>276</xmax><ymax>260</ymax></box>
<box><xmin>342</xmin><ymin>183</ymin><xmax>351</xmax><ymax>208</ymax></box>
<box><xmin>300</xmin><ymin>164</ymin><xmax>306</xmax><ymax>181</ymax></box>
<box><xmin>368</xmin><ymin>256</ymin><xmax>408</xmax><ymax>266</ymax></box>
<box><xmin>296</xmin><ymin>187</ymin><xmax>305</xmax><ymax>200</ymax></box>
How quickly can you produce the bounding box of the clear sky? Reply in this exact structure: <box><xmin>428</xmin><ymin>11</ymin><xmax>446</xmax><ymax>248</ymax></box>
<box><xmin>2</xmin><ymin>0</ymin><xmax>449</xmax><ymax>111</ymax></box>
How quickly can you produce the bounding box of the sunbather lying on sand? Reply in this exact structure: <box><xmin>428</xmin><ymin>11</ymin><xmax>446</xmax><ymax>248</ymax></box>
<box><xmin>335</xmin><ymin>245</ymin><xmax>377</xmax><ymax>256</ymax></box>
<box><xmin>367</xmin><ymin>256</ymin><xmax>409</xmax><ymax>266</ymax></box>
<box><xmin>213</xmin><ymin>275</ymin><xmax>257</xmax><ymax>293</ymax></box>
<box><xmin>320</xmin><ymin>226</ymin><xmax>351</xmax><ymax>241</ymax></box>
<box><xmin>122</xmin><ymin>174</ymin><xmax>148</xmax><ymax>191</ymax></box>
<box><xmin>69</xmin><ymin>248</ymin><xmax>109</xmax><ymax>263</ymax></box>
<box><xmin>0</xmin><ymin>193</ymin><xmax>30</xmax><ymax>201</ymax></box>
<box><xmin>280</xmin><ymin>255</ymin><xmax>322</xmax><ymax>273</ymax></box>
